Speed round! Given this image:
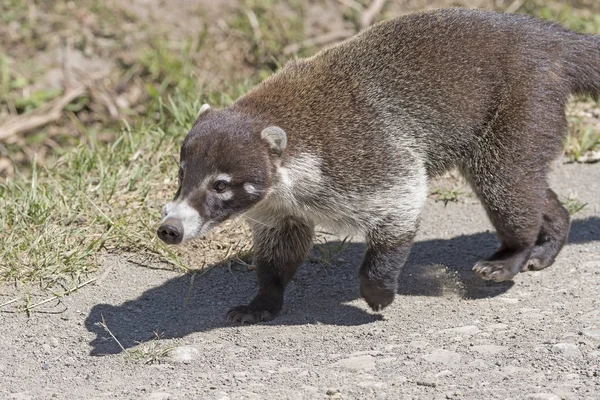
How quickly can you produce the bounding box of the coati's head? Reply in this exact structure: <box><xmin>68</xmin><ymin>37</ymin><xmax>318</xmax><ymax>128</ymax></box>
<box><xmin>157</xmin><ymin>104</ymin><xmax>287</xmax><ymax>245</ymax></box>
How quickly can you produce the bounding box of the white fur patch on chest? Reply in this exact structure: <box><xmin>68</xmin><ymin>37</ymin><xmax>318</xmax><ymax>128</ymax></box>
<box><xmin>246</xmin><ymin>152</ymin><xmax>361</xmax><ymax>233</ymax></box>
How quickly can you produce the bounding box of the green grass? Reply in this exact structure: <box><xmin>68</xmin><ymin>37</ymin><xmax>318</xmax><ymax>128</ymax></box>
<box><xmin>430</xmin><ymin>187</ymin><xmax>465</xmax><ymax>206</ymax></box>
<box><xmin>0</xmin><ymin>90</ymin><xmax>196</xmax><ymax>287</ymax></box>
<box><xmin>564</xmin><ymin>115</ymin><xmax>600</xmax><ymax>162</ymax></box>
<box><xmin>562</xmin><ymin>193</ymin><xmax>588</xmax><ymax>215</ymax></box>
<box><xmin>229</xmin><ymin>0</ymin><xmax>306</xmax><ymax>74</ymax></box>
<box><xmin>524</xmin><ymin>1</ymin><xmax>600</xmax><ymax>33</ymax></box>
<box><xmin>1</xmin><ymin>37</ymin><xmax>257</xmax><ymax>290</ymax></box>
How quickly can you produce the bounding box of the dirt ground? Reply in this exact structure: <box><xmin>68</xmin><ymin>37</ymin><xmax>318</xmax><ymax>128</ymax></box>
<box><xmin>1</xmin><ymin>161</ymin><xmax>599</xmax><ymax>399</ymax></box>
<box><xmin>2</xmin><ymin>0</ymin><xmax>600</xmax><ymax>399</ymax></box>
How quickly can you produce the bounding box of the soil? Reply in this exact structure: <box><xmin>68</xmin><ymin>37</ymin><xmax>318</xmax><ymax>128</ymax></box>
<box><xmin>2</xmin><ymin>1</ymin><xmax>600</xmax><ymax>399</ymax></box>
<box><xmin>1</xmin><ymin>161</ymin><xmax>599</xmax><ymax>399</ymax></box>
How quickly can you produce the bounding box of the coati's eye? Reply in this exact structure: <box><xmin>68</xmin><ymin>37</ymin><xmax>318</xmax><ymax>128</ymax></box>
<box><xmin>213</xmin><ymin>180</ymin><xmax>227</xmax><ymax>193</ymax></box>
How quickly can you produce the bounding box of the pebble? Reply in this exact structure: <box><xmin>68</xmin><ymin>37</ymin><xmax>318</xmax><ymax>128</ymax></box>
<box><xmin>581</xmin><ymin>329</ymin><xmax>600</xmax><ymax>340</ymax></box>
<box><xmin>215</xmin><ymin>391</ymin><xmax>230</xmax><ymax>400</ymax></box>
<box><xmin>146</xmin><ymin>393</ymin><xmax>173</xmax><ymax>400</ymax></box>
<box><xmin>435</xmin><ymin>370</ymin><xmax>453</xmax><ymax>378</ymax></box>
<box><xmin>469</xmin><ymin>359</ymin><xmax>487</xmax><ymax>369</ymax></box>
<box><xmin>527</xmin><ymin>394</ymin><xmax>560</xmax><ymax>400</ymax></box>
<box><xmin>416</xmin><ymin>380</ymin><xmax>437</xmax><ymax>388</ymax></box>
<box><xmin>438</xmin><ymin>325</ymin><xmax>480</xmax><ymax>336</ymax></box>
<box><xmin>551</xmin><ymin>343</ymin><xmax>581</xmax><ymax>359</ymax></box>
<box><xmin>422</xmin><ymin>350</ymin><xmax>462</xmax><ymax>365</ymax></box>
<box><xmin>486</xmin><ymin>323</ymin><xmax>508</xmax><ymax>331</ymax></box>
<box><xmin>50</xmin><ymin>337</ymin><xmax>59</xmax><ymax>347</ymax></box>
<box><xmin>9</xmin><ymin>393</ymin><xmax>33</xmax><ymax>400</ymax></box>
<box><xmin>470</xmin><ymin>345</ymin><xmax>507</xmax><ymax>355</ymax></box>
<box><xmin>331</xmin><ymin>355</ymin><xmax>376</xmax><ymax>371</ymax></box>
<box><xmin>358</xmin><ymin>381</ymin><xmax>387</xmax><ymax>389</ymax></box>
<box><xmin>167</xmin><ymin>346</ymin><xmax>200</xmax><ymax>364</ymax></box>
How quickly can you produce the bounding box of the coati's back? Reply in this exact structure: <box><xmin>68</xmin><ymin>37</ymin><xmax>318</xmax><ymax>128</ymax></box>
<box><xmin>235</xmin><ymin>8</ymin><xmax>600</xmax><ymax>176</ymax></box>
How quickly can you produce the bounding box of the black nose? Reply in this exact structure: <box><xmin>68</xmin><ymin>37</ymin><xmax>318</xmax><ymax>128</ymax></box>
<box><xmin>157</xmin><ymin>219</ymin><xmax>183</xmax><ymax>245</ymax></box>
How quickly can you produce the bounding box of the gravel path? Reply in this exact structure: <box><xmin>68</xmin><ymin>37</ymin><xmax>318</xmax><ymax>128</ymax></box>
<box><xmin>2</xmin><ymin>161</ymin><xmax>599</xmax><ymax>400</ymax></box>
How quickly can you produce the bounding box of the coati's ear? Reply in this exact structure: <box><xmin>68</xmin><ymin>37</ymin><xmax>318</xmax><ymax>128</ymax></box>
<box><xmin>260</xmin><ymin>126</ymin><xmax>287</xmax><ymax>156</ymax></box>
<box><xmin>196</xmin><ymin>103</ymin><xmax>211</xmax><ymax>118</ymax></box>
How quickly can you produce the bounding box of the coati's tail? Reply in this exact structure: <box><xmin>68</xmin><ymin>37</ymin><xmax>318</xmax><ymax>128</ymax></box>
<box><xmin>564</xmin><ymin>33</ymin><xmax>600</xmax><ymax>99</ymax></box>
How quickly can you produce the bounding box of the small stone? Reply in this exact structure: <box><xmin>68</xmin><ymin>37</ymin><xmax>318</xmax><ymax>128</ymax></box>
<box><xmin>438</xmin><ymin>325</ymin><xmax>480</xmax><ymax>335</ymax></box>
<box><xmin>146</xmin><ymin>393</ymin><xmax>173</xmax><ymax>400</ymax></box>
<box><xmin>42</xmin><ymin>343</ymin><xmax>51</xmax><ymax>353</ymax></box>
<box><xmin>331</xmin><ymin>355</ymin><xmax>376</xmax><ymax>371</ymax></box>
<box><xmin>42</xmin><ymin>362</ymin><xmax>50</xmax><ymax>370</ymax></box>
<box><xmin>581</xmin><ymin>329</ymin><xmax>600</xmax><ymax>340</ymax></box>
<box><xmin>552</xmin><ymin>343</ymin><xmax>581</xmax><ymax>359</ymax></box>
<box><xmin>498</xmin><ymin>298</ymin><xmax>519</xmax><ymax>304</ymax></box>
<box><xmin>470</xmin><ymin>345</ymin><xmax>507</xmax><ymax>355</ymax></box>
<box><xmin>469</xmin><ymin>359</ymin><xmax>487</xmax><ymax>369</ymax></box>
<box><xmin>9</xmin><ymin>393</ymin><xmax>33</xmax><ymax>400</ymax></box>
<box><xmin>167</xmin><ymin>346</ymin><xmax>200</xmax><ymax>364</ymax></box>
<box><xmin>50</xmin><ymin>337</ymin><xmax>59</xmax><ymax>347</ymax></box>
<box><xmin>416</xmin><ymin>380</ymin><xmax>437</xmax><ymax>387</ymax></box>
<box><xmin>215</xmin><ymin>392</ymin><xmax>230</xmax><ymax>400</ymax></box>
<box><xmin>435</xmin><ymin>370</ymin><xmax>453</xmax><ymax>378</ymax></box>
<box><xmin>422</xmin><ymin>349</ymin><xmax>462</xmax><ymax>365</ymax></box>
<box><xmin>358</xmin><ymin>381</ymin><xmax>387</xmax><ymax>389</ymax></box>
<box><xmin>486</xmin><ymin>323</ymin><xmax>508</xmax><ymax>331</ymax></box>
<box><xmin>527</xmin><ymin>394</ymin><xmax>560</xmax><ymax>400</ymax></box>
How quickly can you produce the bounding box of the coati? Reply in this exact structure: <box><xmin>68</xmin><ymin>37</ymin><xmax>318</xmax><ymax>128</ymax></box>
<box><xmin>158</xmin><ymin>8</ymin><xmax>600</xmax><ymax>323</ymax></box>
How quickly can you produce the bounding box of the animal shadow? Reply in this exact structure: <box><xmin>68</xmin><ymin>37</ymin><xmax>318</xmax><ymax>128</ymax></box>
<box><xmin>85</xmin><ymin>217</ymin><xmax>600</xmax><ymax>355</ymax></box>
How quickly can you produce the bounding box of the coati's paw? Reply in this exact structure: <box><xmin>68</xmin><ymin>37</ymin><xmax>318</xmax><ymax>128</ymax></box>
<box><xmin>360</xmin><ymin>278</ymin><xmax>396</xmax><ymax>312</ymax></box>
<box><xmin>473</xmin><ymin>260</ymin><xmax>518</xmax><ymax>282</ymax></box>
<box><xmin>226</xmin><ymin>305</ymin><xmax>275</xmax><ymax>324</ymax></box>
<box><xmin>522</xmin><ymin>246</ymin><xmax>555</xmax><ymax>271</ymax></box>
<box><xmin>523</xmin><ymin>257</ymin><xmax>544</xmax><ymax>271</ymax></box>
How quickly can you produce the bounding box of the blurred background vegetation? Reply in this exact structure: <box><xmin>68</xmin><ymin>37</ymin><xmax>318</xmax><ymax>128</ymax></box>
<box><xmin>1</xmin><ymin>0</ymin><xmax>599</xmax><ymax>294</ymax></box>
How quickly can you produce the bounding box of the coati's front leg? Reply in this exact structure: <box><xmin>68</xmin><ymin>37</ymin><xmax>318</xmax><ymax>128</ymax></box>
<box><xmin>359</xmin><ymin>229</ymin><xmax>416</xmax><ymax>311</ymax></box>
<box><xmin>227</xmin><ymin>216</ymin><xmax>314</xmax><ymax>324</ymax></box>
<box><xmin>360</xmin><ymin>166</ymin><xmax>428</xmax><ymax>311</ymax></box>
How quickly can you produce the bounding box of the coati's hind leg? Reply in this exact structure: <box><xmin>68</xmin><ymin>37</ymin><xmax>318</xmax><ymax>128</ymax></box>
<box><xmin>467</xmin><ymin>99</ymin><xmax>569</xmax><ymax>281</ymax></box>
<box><xmin>524</xmin><ymin>188</ymin><xmax>570</xmax><ymax>271</ymax></box>
<box><xmin>464</xmin><ymin>163</ymin><xmax>545</xmax><ymax>282</ymax></box>
<box><xmin>227</xmin><ymin>216</ymin><xmax>313</xmax><ymax>324</ymax></box>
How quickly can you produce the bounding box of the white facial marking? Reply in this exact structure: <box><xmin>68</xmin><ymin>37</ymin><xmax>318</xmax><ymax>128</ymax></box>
<box><xmin>215</xmin><ymin>191</ymin><xmax>233</xmax><ymax>201</ymax></box>
<box><xmin>201</xmin><ymin>173</ymin><xmax>232</xmax><ymax>190</ymax></box>
<box><xmin>244</xmin><ymin>183</ymin><xmax>259</xmax><ymax>195</ymax></box>
<box><xmin>161</xmin><ymin>199</ymin><xmax>201</xmax><ymax>241</ymax></box>
<box><xmin>215</xmin><ymin>173</ymin><xmax>232</xmax><ymax>183</ymax></box>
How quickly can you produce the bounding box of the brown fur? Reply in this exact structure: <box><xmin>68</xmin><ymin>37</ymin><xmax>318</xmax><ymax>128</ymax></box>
<box><xmin>159</xmin><ymin>9</ymin><xmax>600</xmax><ymax>323</ymax></box>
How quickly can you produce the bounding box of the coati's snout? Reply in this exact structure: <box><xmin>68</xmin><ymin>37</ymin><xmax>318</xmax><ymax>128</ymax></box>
<box><xmin>157</xmin><ymin>217</ymin><xmax>184</xmax><ymax>245</ymax></box>
<box><xmin>157</xmin><ymin>105</ymin><xmax>287</xmax><ymax>245</ymax></box>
